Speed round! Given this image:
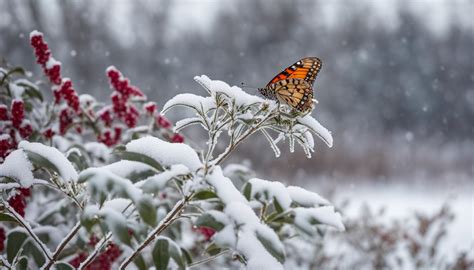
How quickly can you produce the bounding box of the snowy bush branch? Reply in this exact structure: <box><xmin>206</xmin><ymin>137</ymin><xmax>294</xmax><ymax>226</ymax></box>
<box><xmin>0</xmin><ymin>31</ymin><xmax>343</xmax><ymax>270</ymax></box>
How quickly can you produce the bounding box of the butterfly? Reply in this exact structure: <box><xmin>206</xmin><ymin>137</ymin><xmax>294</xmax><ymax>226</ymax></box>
<box><xmin>258</xmin><ymin>57</ymin><xmax>322</xmax><ymax>112</ymax></box>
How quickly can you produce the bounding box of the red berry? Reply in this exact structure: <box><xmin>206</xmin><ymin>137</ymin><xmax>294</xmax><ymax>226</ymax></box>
<box><xmin>0</xmin><ymin>104</ymin><xmax>8</xmax><ymax>120</ymax></box>
<box><xmin>156</xmin><ymin>115</ymin><xmax>172</xmax><ymax>129</ymax></box>
<box><xmin>195</xmin><ymin>226</ymin><xmax>216</xmax><ymax>241</ymax></box>
<box><xmin>0</xmin><ymin>227</ymin><xmax>5</xmax><ymax>252</ymax></box>
<box><xmin>171</xmin><ymin>133</ymin><xmax>185</xmax><ymax>143</ymax></box>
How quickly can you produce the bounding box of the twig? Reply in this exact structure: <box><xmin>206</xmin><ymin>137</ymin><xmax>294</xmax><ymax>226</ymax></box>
<box><xmin>43</xmin><ymin>221</ymin><xmax>82</xmax><ymax>269</ymax></box>
<box><xmin>188</xmin><ymin>249</ymin><xmax>230</xmax><ymax>268</ymax></box>
<box><xmin>3</xmin><ymin>201</ymin><xmax>52</xmax><ymax>260</ymax></box>
<box><xmin>119</xmin><ymin>195</ymin><xmax>192</xmax><ymax>269</ymax></box>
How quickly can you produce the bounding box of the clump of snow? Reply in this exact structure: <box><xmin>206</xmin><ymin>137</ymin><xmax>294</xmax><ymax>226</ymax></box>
<box><xmin>126</xmin><ymin>136</ymin><xmax>202</xmax><ymax>171</ymax></box>
<box><xmin>80</xmin><ymin>167</ymin><xmax>143</xmax><ymax>202</ymax></box>
<box><xmin>0</xmin><ymin>149</ymin><xmax>34</xmax><ymax>187</ymax></box>
<box><xmin>297</xmin><ymin>115</ymin><xmax>333</xmax><ymax>147</ymax></box>
<box><xmin>293</xmin><ymin>206</ymin><xmax>345</xmax><ymax>232</ymax></box>
<box><xmin>248</xmin><ymin>178</ymin><xmax>292</xmax><ymax>210</ymax></box>
<box><xmin>19</xmin><ymin>141</ymin><xmax>78</xmax><ymax>182</ymax></box>
<box><xmin>29</xmin><ymin>30</ymin><xmax>43</xmax><ymax>39</ymax></box>
<box><xmin>161</xmin><ymin>93</ymin><xmax>215</xmax><ymax>115</ymax></box>
<box><xmin>84</xmin><ymin>142</ymin><xmax>112</xmax><ymax>161</ymax></box>
<box><xmin>102</xmin><ymin>160</ymin><xmax>157</xmax><ymax>179</ymax></box>
<box><xmin>194</xmin><ymin>75</ymin><xmax>264</xmax><ymax>107</ymax></box>
<box><xmin>45</xmin><ymin>57</ymin><xmax>61</xmax><ymax>69</ymax></box>
<box><xmin>206</xmin><ymin>166</ymin><xmax>248</xmax><ymax>205</ymax></box>
<box><xmin>139</xmin><ymin>164</ymin><xmax>190</xmax><ymax>193</ymax></box>
<box><xmin>287</xmin><ymin>186</ymin><xmax>330</xmax><ymax>206</ymax></box>
<box><xmin>213</xmin><ymin>202</ymin><xmax>284</xmax><ymax>270</ymax></box>
<box><xmin>9</xmin><ymin>83</ymin><xmax>25</xmax><ymax>99</ymax></box>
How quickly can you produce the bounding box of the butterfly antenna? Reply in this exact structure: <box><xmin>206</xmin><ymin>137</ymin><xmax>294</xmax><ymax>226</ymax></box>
<box><xmin>240</xmin><ymin>82</ymin><xmax>259</xmax><ymax>90</ymax></box>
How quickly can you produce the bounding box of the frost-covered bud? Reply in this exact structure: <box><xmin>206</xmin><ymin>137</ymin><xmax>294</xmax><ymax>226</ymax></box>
<box><xmin>0</xmin><ymin>227</ymin><xmax>5</xmax><ymax>252</ymax></box>
<box><xmin>19</xmin><ymin>121</ymin><xmax>33</xmax><ymax>139</ymax></box>
<box><xmin>171</xmin><ymin>133</ymin><xmax>185</xmax><ymax>143</ymax></box>
<box><xmin>42</xmin><ymin>128</ymin><xmax>55</xmax><ymax>139</ymax></box>
<box><xmin>156</xmin><ymin>114</ymin><xmax>172</xmax><ymax>129</ymax></box>
<box><xmin>144</xmin><ymin>101</ymin><xmax>157</xmax><ymax>115</ymax></box>
<box><xmin>45</xmin><ymin>61</ymin><xmax>62</xmax><ymax>85</ymax></box>
<box><xmin>11</xmin><ymin>100</ymin><xmax>25</xmax><ymax>128</ymax></box>
<box><xmin>0</xmin><ymin>135</ymin><xmax>12</xmax><ymax>160</ymax></box>
<box><xmin>30</xmin><ymin>31</ymin><xmax>51</xmax><ymax>66</ymax></box>
<box><xmin>0</xmin><ymin>104</ymin><xmax>8</xmax><ymax>120</ymax></box>
<box><xmin>59</xmin><ymin>108</ymin><xmax>73</xmax><ymax>135</ymax></box>
<box><xmin>195</xmin><ymin>226</ymin><xmax>216</xmax><ymax>241</ymax></box>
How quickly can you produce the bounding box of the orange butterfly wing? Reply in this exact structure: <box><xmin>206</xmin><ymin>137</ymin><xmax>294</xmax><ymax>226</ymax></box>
<box><xmin>266</xmin><ymin>57</ymin><xmax>322</xmax><ymax>87</ymax></box>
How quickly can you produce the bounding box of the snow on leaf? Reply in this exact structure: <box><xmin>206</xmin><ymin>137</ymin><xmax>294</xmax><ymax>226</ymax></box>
<box><xmin>293</xmin><ymin>206</ymin><xmax>345</xmax><ymax>234</ymax></box>
<box><xmin>0</xmin><ymin>149</ymin><xmax>34</xmax><ymax>187</ymax></box>
<box><xmin>296</xmin><ymin>115</ymin><xmax>333</xmax><ymax>147</ymax></box>
<box><xmin>287</xmin><ymin>186</ymin><xmax>330</xmax><ymax>207</ymax></box>
<box><xmin>161</xmin><ymin>93</ymin><xmax>215</xmax><ymax>115</ymax></box>
<box><xmin>138</xmin><ymin>164</ymin><xmax>190</xmax><ymax>194</ymax></box>
<box><xmin>126</xmin><ymin>136</ymin><xmax>202</xmax><ymax>171</ymax></box>
<box><xmin>248</xmin><ymin>178</ymin><xmax>292</xmax><ymax>211</ymax></box>
<box><xmin>102</xmin><ymin>160</ymin><xmax>157</xmax><ymax>182</ymax></box>
<box><xmin>19</xmin><ymin>141</ymin><xmax>78</xmax><ymax>183</ymax></box>
<box><xmin>174</xmin><ymin>117</ymin><xmax>204</xmax><ymax>133</ymax></box>
<box><xmin>205</xmin><ymin>166</ymin><xmax>248</xmax><ymax>205</ymax></box>
<box><xmin>194</xmin><ymin>75</ymin><xmax>264</xmax><ymax>107</ymax></box>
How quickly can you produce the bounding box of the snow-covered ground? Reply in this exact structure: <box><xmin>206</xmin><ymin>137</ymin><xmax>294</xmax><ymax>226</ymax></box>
<box><xmin>331</xmin><ymin>180</ymin><xmax>473</xmax><ymax>256</ymax></box>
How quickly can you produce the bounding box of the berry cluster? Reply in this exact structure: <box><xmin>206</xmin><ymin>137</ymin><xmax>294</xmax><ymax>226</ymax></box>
<box><xmin>98</xmin><ymin>127</ymin><xmax>122</xmax><ymax>147</ymax></box>
<box><xmin>30</xmin><ymin>31</ymin><xmax>62</xmax><ymax>85</ymax></box>
<box><xmin>195</xmin><ymin>226</ymin><xmax>216</xmax><ymax>241</ymax></box>
<box><xmin>0</xmin><ymin>100</ymin><xmax>32</xmax><ymax>160</ymax></box>
<box><xmin>54</xmin><ymin>79</ymin><xmax>80</xmax><ymax>113</ymax></box>
<box><xmin>0</xmin><ymin>227</ymin><xmax>5</xmax><ymax>252</ymax></box>
<box><xmin>8</xmin><ymin>188</ymin><xmax>32</xmax><ymax>217</ymax></box>
<box><xmin>69</xmin><ymin>239</ymin><xmax>122</xmax><ymax>270</ymax></box>
<box><xmin>106</xmin><ymin>66</ymin><xmax>144</xmax><ymax>129</ymax></box>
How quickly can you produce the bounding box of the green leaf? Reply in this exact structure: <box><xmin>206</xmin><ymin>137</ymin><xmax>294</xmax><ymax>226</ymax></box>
<box><xmin>181</xmin><ymin>247</ymin><xmax>193</xmax><ymax>265</ymax></box>
<box><xmin>116</xmin><ymin>150</ymin><xmax>164</xmax><ymax>172</ymax></box>
<box><xmin>274</xmin><ymin>199</ymin><xmax>284</xmax><ymax>213</ymax></box>
<box><xmin>195</xmin><ymin>214</ymin><xmax>225</xmax><ymax>231</ymax></box>
<box><xmin>22</xmin><ymin>240</ymin><xmax>46</xmax><ymax>267</ymax></box>
<box><xmin>6</xmin><ymin>230</ymin><xmax>28</xmax><ymax>263</ymax></box>
<box><xmin>152</xmin><ymin>238</ymin><xmax>170</xmax><ymax>270</ymax></box>
<box><xmin>169</xmin><ymin>241</ymin><xmax>185</xmax><ymax>269</ymax></box>
<box><xmin>0</xmin><ymin>212</ymin><xmax>18</xmax><ymax>224</ymax></box>
<box><xmin>243</xmin><ymin>182</ymin><xmax>252</xmax><ymax>200</ymax></box>
<box><xmin>137</xmin><ymin>197</ymin><xmax>157</xmax><ymax>227</ymax></box>
<box><xmin>23</xmin><ymin>150</ymin><xmax>61</xmax><ymax>177</ymax></box>
<box><xmin>54</xmin><ymin>262</ymin><xmax>74</xmax><ymax>270</ymax></box>
<box><xmin>16</xmin><ymin>256</ymin><xmax>29</xmax><ymax>270</ymax></box>
<box><xmin>67</xmin><ymin>148</ymin><xmax>89</xmax><ymax>171</ymax></box>
<box><xmin>20</xmin><ymin>83</ymin><xmax>44</xmax><ymax>102</ymax></box>
<box><xmin>133</xmin><ymin>254</ymin><xmax>148</xmax><ymax>270</ymax></box>
<box><xmin>205</xmin><ymin>242</ymin><xmax>222</xmax><ymax>256</ymax></box>
<box><xmin>256</xmin><ymin>231</ymin><xmax>286</xmax><ymax>264</ymax></box>
<box><xmin>192</xmin><ymin>190</ymin><xmax>218</xmax><ymax>200</ymax></box>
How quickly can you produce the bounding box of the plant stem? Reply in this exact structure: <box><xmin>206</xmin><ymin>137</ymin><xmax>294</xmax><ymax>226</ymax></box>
<box><xmin>43</xmin><ymin>221</ymin><xmax>82</xmax><ymax>269</ymax></box>
<box><xmin>78</xmin><ymin>233</ymin><xmax>112</xmax><ymax>270</ymax></box>
<box><xmin>188</xmin><ymin>249</ymin><xmax>230</xmax><ymax>268</ymax></box>
<box><xmin>4</xmin><ymin>202</ymin><xmax>52</xmax><ymax>260</ymax></box>
<box><xmin>119</xmin><ymin>194</ymin><xmax>192</xmax><ymax>269</ymax></box>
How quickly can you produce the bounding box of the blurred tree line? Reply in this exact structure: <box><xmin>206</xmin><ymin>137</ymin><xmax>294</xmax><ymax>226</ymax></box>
<box><xmin>1</xmin><ymin>0</ymin><xmax>473</xmax><ymax>179</ymax></box>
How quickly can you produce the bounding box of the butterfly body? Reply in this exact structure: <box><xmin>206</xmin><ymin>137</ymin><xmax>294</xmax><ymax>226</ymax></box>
<box><xmin>259</xmin><ymin>57</ymin><xmax>322</xmax><ymax>112</ymax></box>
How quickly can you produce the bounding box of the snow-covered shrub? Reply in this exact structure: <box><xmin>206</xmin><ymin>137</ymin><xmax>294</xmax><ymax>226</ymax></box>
<box><xmin>0</xmin><ymin>31</ymin><xmax>343</xmax><ymax>270</ymax></box>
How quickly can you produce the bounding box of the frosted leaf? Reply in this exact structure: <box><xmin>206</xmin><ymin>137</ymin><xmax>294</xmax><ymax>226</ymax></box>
<box><xmin>126</xmin><ymin>136</ymin><xmax>202</xmax><ymax>171</ymax></box>
<box><xmin>194</xmin><ymin>75</ymin><xmax>264</xmax><ymax>107</ymax></box>
<box><xmin>161</xmin><ymin>93</ymin><xmax>215</xmax><ymax>115</ymax></box>
<box><xmin>80</xmin><ymin>167</ymin><xmax>143</xmax><ymax>202</ymax></box>
<box><xmin>248</xmin><ymin>178</ymin><xmax>292</xmax><ymax>210</ymax></box>
<box><xmin>297</xmin><ymin>115</ymin><xmax>333</xmax><ymax>147</ymax></box>
<box><xmin>19</xmin><ymin>141</ymin><xmax>78</xmax><ymax>182</ymax></box>
<box><xmin>287</xmin><ymin>186</ymin><xmax>330</xmax><ymax>207</ymax></box>
<box><xmin>261</xmin><ymin>129</ymin><xmax>281</xmax><ymax>158</ymax></box>
<box><xmin>293</xmin><ymin>206</ymin><xmax>345</xmax><ymax>233</ymax></box>
<box><xmin>205</xmin><ymin>166</ymin><xmax>248</xmax><ymax>205</ymax></box>
<box><xmin>174</xmin><ymin>117</ymin><xmax>204</xmax><ymax>132</ymax></box>
<box><xmin>102</xmin><ymin>160</ymin><xmax>157</xmax><ymax>179</ymax></box>
<box><xmin>138</xmin><ymin>164</ymin><xmax>190</xmax><ymax>193</ymax></box>
<box><xmin>0</xmin><ymin>149</ymin><xmax>34</xmax><ymax>187</ymax></box>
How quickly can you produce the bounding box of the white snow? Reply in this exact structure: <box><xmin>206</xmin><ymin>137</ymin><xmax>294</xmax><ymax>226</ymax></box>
<box><xmin>205</xmin><ymin>166</ymin><xmax>248</xmax><ymax>205</ymax></box>
<box><xmin>248</xmin><ymin>178</ymin><xmax>292</xmax><ymax>210</ymax></box>
<box><xmin>102</xmin><ymin>160</ymin><xmax>157</xmax><ymax>178</ymax></box>
<box><xmin>293</xmin><ymin>206</ymin><xmax>345</xmax><ymax>232</ymax></box>
<box><xmin>287</xmin><ymin>186</ymin><xmax>330</xmax><ymax>207</ymax></box>
<box><xmin>161</xmin><ymin>93</ymin><xmax>215</xmax><ymax>115</ymax></box>
<box><xmin>9</xmin><ymin>82</ymin><xmax>25</xmax><ymax>99</ymax></box>
<box><xmin>45</xmin><ymin>57</ymin><xmax>61</xmax><ymax>69</ymax></box>
<box><xmin>139</xmin><ymin>164</ymin><xmax>190</xmax><ymax>193</ymax></box>
<box><xmin>0</xmin><ymin>149</ymin><xmax>34</xmax><ymax>187</ymax></box>
<box><xmin>126</xmin><ymin>136</ymin><xmax>202</xmax><ymax>171</ymax></box>
<box><xmin>84</xmin><ymin>142</ymin><xmax>112</xmax><ymax>160</ymax></box>
<box><xmin>297</xmin><ymin>115</ymin><xmax>333</xmax><ymax>147</ymax></box>
<box><xmin>174</xmin><ymin>117</ymin><xmax>204</xmax><ymax>132</ymax></box>
<box><xmin>19</xmin><ymin>141</ymin><xmax>78</xmax><ymax>182</ymax></box>
<box><xmin>29</xmin><ymin>30</ymin><xmax>43</xmax><ymax>39</ymax></box>
<box><xmin>194</xmin><ymin>75</ymin><xmax>264</xmax><ymax>107</ymax></box>
<box><xmin>80</xmin><ymin>167</ymin><xmax>143</xmax><ymax>202</ymax></box>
